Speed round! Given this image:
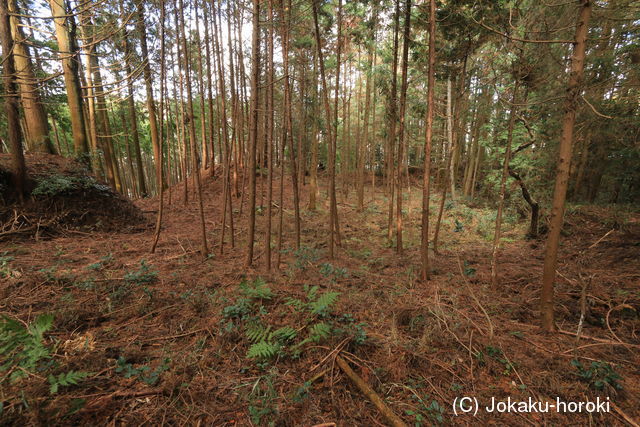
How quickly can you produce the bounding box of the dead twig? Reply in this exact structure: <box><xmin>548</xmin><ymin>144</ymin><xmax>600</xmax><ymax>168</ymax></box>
<box><xmin>335</xmin><ymin>356</ymin><xmax>407</xmax><ymax>427</ymax></box>
<box><xmin>611</xmin><ymin>401</ymin><xmax>640</xmax><ymax>427</ymax></box>
<box><xmin>456</xmin><ymin>256</ymin><xmax>494</xmax><ymax>338</ymax></box>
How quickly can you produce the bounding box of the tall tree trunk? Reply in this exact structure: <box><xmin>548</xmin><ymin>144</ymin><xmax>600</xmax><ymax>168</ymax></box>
<box><xmin>308</xmin><ymin>51</ymin><xmax>320</xmax><ymax>211</ymax></box>
<box><xmin>420</xmin><ymin>0</ymin><xmax>436</xmax><ymax>281</ymax></box>
<box><xmin>80</xmin><ymin>10</ymin><xmax>121</xmax><ymax>191</ymax></box>
<box><xmin>8</xmin><ymin>0</ymin><xmax>53</xmax><ymax>154</ymax></box>
<box><xmin>48</xmin><ymin>0</ymin><xmax>89</xmax><ymax>160</ymax></box>
<box><xmin>265</xmin><ymin>0</ymin><xmax>275</xmax><ymax>271</ymax></box>
<box><xmin>177</xmin><ymin>0</ymin><xmax>208</xmax><ymax>258</ymax></box>
<box><xmin>279</xmin><ymin>0</ymin><xmax>301</xmax><ymax>250</ymax></box>
<box><xmin>143</xmin><ymin>0</ymin><xmax>165</xmax><ymax>253</ymax></box>
<box><xmin>122</xmin><ymin>31</ymin><xmax>147</xmax><ymax>196</ymax></box>
<box><xmin>386</xmin><ymin>0</ymin><xmax>400</xmax><ymax>243</ymax></box>
<box><xmin>0</xmin><ymin>0</ymin><xmax>26</xmax><ymax>200</ymax></box>
<box><xmin>541</xmin><ymin>0</ymin><xmax>592</xmax><ymax>332</ymax></box>
<box><xmin>357</xmin><ymin>5</ymin><xmax>378</xmax><ymax>212</ymax></box>
<box><xmin>395</xmin><ymin>0</ymin><xmax>411</xmax><ymax>254</ymax></box>
<box><xmin>246</xmin><ymin>0</ymin><xmax>261</xmax><ymax>266</ymax></box>
<box><xmin>311</xmin><ymin>0</ymin><xmax>340</xmax><ymax>258</ymax></box>
<box><xmin>203</xmin><ymin>0</ymin><xmax>216</xmax><ymax>176</ymax></box>
<box><xmin>491</xmin><ymin>81</ymin><xmax>519</xmax><ymax>286</ymax></box>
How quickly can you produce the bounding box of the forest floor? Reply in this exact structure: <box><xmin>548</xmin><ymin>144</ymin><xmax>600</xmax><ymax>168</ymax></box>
<box><xmin>1</xmin><ymin>166</ymin><xmax>639</xmax><ymax>426</ymax></box>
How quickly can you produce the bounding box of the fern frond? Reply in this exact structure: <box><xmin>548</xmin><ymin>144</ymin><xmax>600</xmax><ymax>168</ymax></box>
<box><xmin>308</xmin><ymin>322</ymin><xmax>332</xmax><ymax>342</ymax></box>
<box><xmin>240</xmin><ymin>278</ymin><xmax>273</xmax><ymax>300</ymax></box>
<box><xmin>246</xmin><ymin>341</ymin><xmax>280</xmax><ymax>360</ymax></box>
<box><xmin>305</xmin><ymin>285</ymin><xmax>319</xmax><ymax>301</ymax></box>
<box><xmin>272</xmin><ymin>326</ymin><xmax>297</xmax><ymax>343</ymax></box>
<box><xmin>309</xmin><ymin>292</ymin><xmax>340</xmax><ymax>315</ymax></box>
<box><xmin>48</xmin><ymin>370</ymin><xmax>90</xmax><ymax>394</ymax></box>
<box><xmin>245</xmin><ymin>322</ymin><xmax>270</xmax><ymax>343</ymax></box>
<box><xmin>28</xmin><ymin>314</ymin><xmax>54</xmax><ymax>340</ymax></box>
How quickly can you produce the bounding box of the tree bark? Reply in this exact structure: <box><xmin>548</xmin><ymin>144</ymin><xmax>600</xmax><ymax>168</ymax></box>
<box><xmin>395</xmin><ymin>0</ymin><xmax>411</xmax><ymax>255</ymax></box>
<box><xmin>245</xmin><ymin>0</ymin><xmax>260</xmax><ymax>266</ymax></box>
<box><xmin>541</xmin><ymin>0</ymin><xmax>592</xmax><ymax>332</ymax></box>
<box><xmin>48</xmin><ymin>0</ymin><xmax>90</xmax><ymax>160</ymax></box>
<box><xmin>9</xmin><ymin>0</ymin><xmax>53</xmax><ymax>154</ymax></box>
<box><xmin>0</xmin><ymin>0</ymin><xmax>26</xmax><ymax>200</ymax></box>
<box><xmin>420</xmin><ymin>0</ymin><xmax>436</xmax><ymax>281</ymax></box>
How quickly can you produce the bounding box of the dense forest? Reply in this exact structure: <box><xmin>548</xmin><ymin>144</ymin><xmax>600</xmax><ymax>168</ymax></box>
<box><xmin>0</xmin><ymin>0</ymin><xmax>639</xmax><ymax>424</ymax></box>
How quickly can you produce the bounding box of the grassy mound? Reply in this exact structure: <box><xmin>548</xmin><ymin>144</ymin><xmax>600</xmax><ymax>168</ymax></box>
<box><xmin>0</xmin><ymin>154</ymin><xmax>147</xmax><ymax>239</ymax></box>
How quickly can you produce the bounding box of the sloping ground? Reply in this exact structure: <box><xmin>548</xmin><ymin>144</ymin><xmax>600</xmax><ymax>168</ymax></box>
<box><xmin>0</xmin><ymin>171</ymin><xmax>638</xmax><ymax>425</ymax></box>
<box><xmin>0</xmin><ymin>154</ymin><xmax>147</xmax><ymax>240</ymax></box>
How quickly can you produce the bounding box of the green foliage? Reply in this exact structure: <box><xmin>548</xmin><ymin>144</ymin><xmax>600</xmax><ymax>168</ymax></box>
<box><xmin>48</xmin><ymin>371</ymin><xmax>90</xmax><ymax>394</ymax></box>
<box><xmin>124</xmin><ymin>260</ymin><xmax>158</xmax><ymax>285</ymax></box>
<box><xmin>308</xmin><ymin>290</ymin><xmax>340</xmax><ymax>316</ymax></box>
<box><xmin>247</xmin><ymin>373</ymin><xmax>278</xmax><ymax>425</ymax></box>
<box><xmin>240</xmin><ymin>277</ymin><xmax>273</xmax><ymax>300</ymax></box>
<box><xmin>0</xmin><ymin>252</ymin><xmax>15</xmax><ymax>278</ymax></box>
<box><xmin>31</xmin><ymin>175</ymin><xmax>76</xmax><ymax>197</ymax></box>
<box><xmin>247</xmin><ymin>341</ymin><xmax>281</xmax><ymax>361</ymax></box>
<box><xmin>319</xmin><ymin>263</ymin><xmax>348</xmax><ymax>281</ymax></box>
<box><xmin>571</xmin><ymin>359</ymin><xmax>622</xmax><ymax>391</ymax></box>
<box><xmin>0</xmin><ymin>314</ymin><xmax>90</xmax><ymax>393</ymax></box>
<box><xmin>463</xmin><ymin>260</ymin><xmax>476</xmax><ymax>277</ymax></box>
<box><xmin>285</xmin><ymin>285</ymin><xmax>340</xmax><ymax>317</ymax></box>
<box><xmin>85</xmin><ymin>253</ymin><xmax>113</xmax><ymax>271</ymax></box>
<box><xmin>222</xmin><ymin>297</ymin><xmax>253</xmax><ymax>320</ymax></box>
<box><xmin>406</xmin><ymin>394</ymin><xmax>445</xmax><ymax>425</ymax></box>
<box><xmin>336</xmin><ymin>314</ymin><xmax>368</xmax><ymax>345</ymax></box>
<box><xmin>245</xmin><ymin>323</ymin><xmax>299</xmax><ymax>360</ymax></box>
<box><xmin>31</xmin><ymin>174</ymin><xmax>109</xmax><ymax>198</ymax></box>
<box><xmin>115</xmin><ymin>357</ymin><xmax>171</xmax><ymax>386</ymax></box>
<box><xmin>1</xmin><ymin>314</ymin><xmax>53</xmax><ymax>382</ymax></box>
<box><xmin>289</xmin><ymin>246</ymin><xmax>321</xmax><ymax>271</ymax></box>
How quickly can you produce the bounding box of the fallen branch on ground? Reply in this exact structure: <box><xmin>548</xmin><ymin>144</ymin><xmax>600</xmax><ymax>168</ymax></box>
<box><xmin>335</xmin><ymin>356</ymin><xmax>407</xmax><ymax>427</ymax></box>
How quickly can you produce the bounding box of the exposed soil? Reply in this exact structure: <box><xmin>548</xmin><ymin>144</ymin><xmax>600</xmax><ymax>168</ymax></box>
<box><xmin>1</xmin><ymin>167</ymin><xmax>638</xmax><ymax>426</ymax></box>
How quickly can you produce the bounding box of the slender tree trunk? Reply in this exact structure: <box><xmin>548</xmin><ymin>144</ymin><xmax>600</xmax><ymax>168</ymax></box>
<box><xmin>279</xmin><ymin>0</ymin><xmax>301</xmax><ymax>249</ymax></box>
<box><xmin>541</xmin><ymin>0</ymin><xmax>592</xmax><ymax>332</ymax></box>
<box><xmin>311</xmin><ymin>0</ymin><xmax>340</xmax><ymax>257</ymax></box>
<box><xmin>246</xmin><ymin>0</ymin><xmax>261</xmax><ymax>266</ymax></box>
<box><xmin>420</xmin><ymin>0</ymin><xmax>436</xmax><ymax>281</ymax></box>
<box><xmin>80</xmin><ymin>10</ymin><xmax>120</xmax><ymax>191</ymax></box>
<box><xmin>137</xmin><ymin>0</ymin><xmax>164</xmax><ymax>256</ymax></box>
<box><xmin>357</xmin><ymin>6</ymin><xmax>377</xmax><ymax>211</ymax></box>
<box><xmin>265</xmin><ymin>0</ymin><xmax>275</xmax><ymax>271</ymax></box>
<box><xmin>446</xmin><ymin>77</ymin><xmax>455</xmax><ymax>198</ymax></box>
<box><xmin>491</xmin><ymin>81</ymin><xmax>519</xmax><ymax>286</ymax></box>
<box><xmin>395</xmin><ymin>0</ymin><xmax>411</xmax><ymax>254</ymax></box>
<box><xmin>330</xmin><ymin>0</ymin><xmax>343</xmax><ymax>255</ymax></box>
<box><xmin>122</xmin><ymin>30</ymin><xmax>147</xmax><ymax>196</ymax></box>
<box><xmin>177</xmin><ymin>0</ymin><xmax>208</xmax><ymax>258</ymax></box>
<box><xmin>308</xmin><ymin>52</ymin><xmax>320</xmax><ymax>211</ymax></box>
<box><xmin>386</xmin><ymin>0</ymin><xmax>400</xmax><ymax>243</ymax></box>
<box><xmin>203</xmin><ymin>0</ymin><xmax>216</xmax><ymax>176</ymax></box>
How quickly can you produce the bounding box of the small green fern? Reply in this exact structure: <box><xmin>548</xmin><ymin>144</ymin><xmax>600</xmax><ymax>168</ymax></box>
<box><xmin>308</xmin><ymin>322</ymin><xmax>331</xmax><ymax>342</ymax></box>
<box><xmin>1</xmin><ymin>314</ymin><xmax>53</xmax><ymax>382</ymax></box>
<box><xmin>240</xmin><ymin>277</ymin><xmax>273</xmax><ymax>300</ymax></box>
<box><xmin>309</xmin><ymin>292</ymin><xmax>340</xmax><ymax>315</ymax></box>
<box><xmin>245</xmin><ymin>323</ymin><xmax>298</xmax><ymax>361</ymax></box>
<box><xmin>247</xmin><ymin>341</ymin><xmax>281</xmax><ymax>360</ymax></box>
<box><xmin>48</xmin><ymin>371</ymin><xmax>90</xmax><ymax>394</ymax></box>
<box><xmin>246</xmin><ymin>322</ymin><xmax>271</xmax><ymax>343</ymax></box>
<box><xmin>272</xmin><ymin>326</ymin><xmax>297</xmax><ymax>342</ymax></box>
<box><xmin>1</xmin><ymin>314</ymin><xmax>90</xmax><ymax>393</ymax></box>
